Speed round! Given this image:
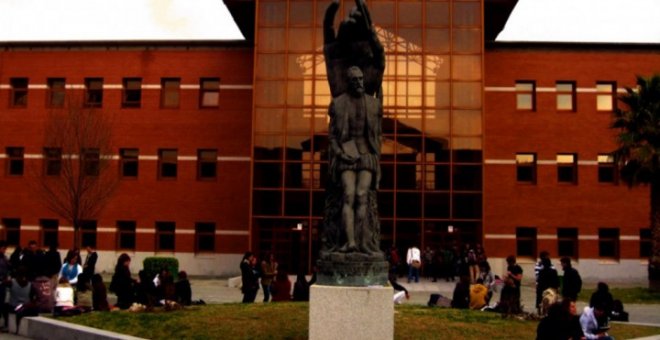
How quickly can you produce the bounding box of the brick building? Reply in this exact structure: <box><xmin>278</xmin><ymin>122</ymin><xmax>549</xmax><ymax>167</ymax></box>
<box><xmin>0</xmin><ymin>0</ymin><xmax>657</xmax><ymax>280</ymax></box>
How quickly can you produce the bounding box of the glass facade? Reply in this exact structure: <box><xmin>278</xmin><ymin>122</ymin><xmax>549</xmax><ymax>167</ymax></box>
<box><xmin>253</xmin><ymin>0</ymin><xmax>483</xmax><ymax>271</ymax></box>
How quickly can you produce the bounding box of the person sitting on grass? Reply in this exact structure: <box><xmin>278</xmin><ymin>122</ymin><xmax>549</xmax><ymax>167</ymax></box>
<box><xmin>4</xmin><ymin>269</ymin><xmax>39</xmax><ymax>332</ymax></box>
<box><xmin>580</xmin><ymin>301</ymin><xmax>614</xmax><ymax>340</ymax></box>
<box><xmin>469</xmin><ymin>278</ymin><xmax>488</xmax><ymax>310</ymax></box>
<box><xmin>450</xmin><ymin>275</ymin><xmax>470</xmax><ymax>309</ymax></box>
<box><xmin>75</xmin><ymin>273</ymin><xmax>93</xmax><ymax>313</ymax></box>
<box><xmin>175</xmin><ymin>271</ymin><xmax>192</xmax><ymax>306</ymax></box>
<box><xmin>494</xmin><ymin>276</ymin><xmax>521</xmax><ymax>315</ymax></box>
<box><xmin>91</xmin><ymin>274</ymin><xmax>110</xmax><ymax>311</ymax></box>
<box><xmin>54</xmin><ymin>277</ymin><xmax>77</xmax><ymax>316</ymax></box>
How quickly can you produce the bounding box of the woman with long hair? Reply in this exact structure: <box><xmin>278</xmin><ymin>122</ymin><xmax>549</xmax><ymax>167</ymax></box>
<box><xmin>109</xmin><ymin>253</ymin><xmax>135</xmax><ymax>309</ymax></box>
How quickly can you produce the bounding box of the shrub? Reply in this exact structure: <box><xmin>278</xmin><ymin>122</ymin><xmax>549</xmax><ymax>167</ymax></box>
<box><xmin>143</xmin><ymin>257</ymin><xmax>179</xmax><ymax>281</ymax></box>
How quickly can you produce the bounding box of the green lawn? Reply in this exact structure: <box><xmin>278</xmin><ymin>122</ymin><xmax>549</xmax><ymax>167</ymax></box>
<box><xmin>578</xmin><ymin>287</ymin><xmax>660</xmax><ymax>304</ymax></box>
<box><xmin>64</xmin><ymin>303</ymin><xmax>660</xmax><ymax>340</ymax></box>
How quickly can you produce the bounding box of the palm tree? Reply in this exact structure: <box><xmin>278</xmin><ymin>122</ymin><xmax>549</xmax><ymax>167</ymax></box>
<box><xmin>612</xmin><ymin>74</ymin><xmax>660</xmax><ymax>290</ymax></box>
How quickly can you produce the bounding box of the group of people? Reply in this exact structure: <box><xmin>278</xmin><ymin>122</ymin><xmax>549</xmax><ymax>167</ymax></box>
<box><xmin>393</xmin><ymin>243</ymin><xmax>488</xmax><ymax>284</ymax></box>
<box><xmin>239</xmin><ymin>251</ymin><xmax>316</xmax><ymax>303</ymax></box>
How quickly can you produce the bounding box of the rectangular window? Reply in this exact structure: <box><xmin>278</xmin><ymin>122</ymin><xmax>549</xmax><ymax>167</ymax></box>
<box><xmin>84</xmin><ymin>78</ymin><xmax>103</xmax><ymax>107</ymax></box>
<box><xmin>158</xmin><ymin>149</ymin><xmax>178</xmax><ymax>179</ymax></box>
<box><xmin>516</xmin><ymin>153</ymin><xmax>536</xmax><ymax>183</ymax></box>
<box><xmin>1</xmin><ymin>218</ymin><xmax>21</xmax><ymax>246</ymax></box>
<box><xmin>598</xmin><ymin>228</ymin><xmax>619</xmax><ymax>259</ymax></box>
<box><xmin>640</xmin><ymin>228</ymin><xmax>652</xmax><ymax>259</ymax></box>
<box><xmin>40</xmin><ymin>219</ymin><xmax>59</xmax><ymax>248</ymax></box>
<box><xmin>120</xmin><ymin>148</ymin><xmax>139</xmax><ymax>178</ymax></box>
<box><xmin>122</xmin><ymin>78</ymin><xmax>142</xmax><ymax>108</ymax></box>
<box><xmin>556</xmin><ymin>81</ymin><xmax>576</xmax><ymax>111</ymax></box>
<box><xmin>6</xmin><ymin>147</ymin><xmax>24</xmax><ymax>176</ymax></box>
<box><xmin>156</xmin><ymin>221</ymin><xmax>175</xmax><ymax>251</ymax></box>
<box><xmin>80</xmin><ymin>220</ymin><xmax>97</xmax><ymax>248</ymax></box>
<box><xmin>557</xmin><ymin>154</ymin><xmax>577</xmax><ymax>184</ymax></box>
<box><xmin>161</xmin><ymin>78</ymin><xmax>180</xmax><ymax>108</ymax></box>
<box><xmin>82</xmin><ymin>148</ymin><xmax>100</xmax><ymax>176</ymax></box>
<box><xmin>117</xmin><ymin>220</ymin><xmax>136</xmax><ymax>250</ymax></box>
<box><xmin>198</xmin><ymin>149</ymin><xmax>217</xmax><ymax>180</ymax></box>
<box><xmin>557</xmin><ymin>227</ymin><xmax>578</xmax><ymax>258</ymax></box>
<box><xmin>195</xmin><ymin>222</ymin><xmax>216</xmax><ymax>252</ymax></box>
<box><xmin>47</xmin><ymin>78</ymin><xmax>66</xmax><ymax>108</ymax></box>
<box><xmin>516</xmin><ymin>227</ymin><xmax>537</xmax><ymax>258</ymax></box>
<box><xmin>596</xmin><ymin>82</ymin><xmax>616</xmax><ymax>111</ymax></box>
<box><xmin>10</xmin><ymin>78</ymin><xmax>28</xmax><ymax>107</ymax></box>
<box><xmin>515</xmin><ymin>81</ymin><xmax>535</xmax><ymax>110</ymax></box>
<box><xmin>200</xmin><ymin>78</ymin><xmax>220</xmax><ymax>108</ymax></box>
<box><xmin>598</xmin><ymin>154</ymin><xmax>617</xmax><ymax>183</ymax></box>
<box><xmin>44</xmin><ymin>147</ymin><xmax>62</xmax><ymax>176</ymax></box>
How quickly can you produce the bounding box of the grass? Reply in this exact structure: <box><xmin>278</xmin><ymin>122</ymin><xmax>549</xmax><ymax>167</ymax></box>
<box><xmin>63</xmin><ymin>303</ymin><xmax>660</xmax><ymax>340</ymax></box>
<box><xmin>578</xmin><ymin>287</ymin><xmax>660</xmax><ymax>304</ymax></box>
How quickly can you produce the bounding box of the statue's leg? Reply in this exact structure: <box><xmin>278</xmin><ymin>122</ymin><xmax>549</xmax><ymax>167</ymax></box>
<box><xmin>355</xmin><ymin>170</ymin><xmax>372</xmax><ymax>252</ymax></box>
<box><xmin>340</xmin><ymin>170</ymin><xmax>358</xmax><ymax>252</ymax></box>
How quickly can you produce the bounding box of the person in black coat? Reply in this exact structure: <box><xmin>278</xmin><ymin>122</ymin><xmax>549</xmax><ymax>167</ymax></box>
<box><xmin>240</xmin><ymin>252</ymin><xmax>259</xmax><ymax>303</ymax></box>
<box><xmin>560</xmin><ymin>257</ymin><xmax>582</xmax><ymax>301</ymax></box>
<box><xmin>589</xmin><ymin>282</ymin><xmax>614</xmax><ymax>327</ymax></box>
<box><xmin>175</xmin><ymin>271</ymin><xmax>192</xmax><ymax>306</ymax></box>
<box><xmin>536</xmin><ymin>257</ymin><xmax>559</xmax><ymax>312</ymax></box>
<box><xmin>450</xmin><ymin>275</ymin><xmax>471</xmax><ymax>309</ymax></box>
<box><xmin>82</xmin><ymin>246</ymin><xmax>98</xmax><ymax>279</ymax></box>
<box><xmin>110</xmin><ymin>253</ymin><xmax>136</xmax><ymax>309</ymax></box>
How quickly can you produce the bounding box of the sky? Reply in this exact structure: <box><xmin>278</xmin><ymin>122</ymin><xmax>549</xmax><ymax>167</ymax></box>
<box><xmin>0</xmin><ymin>0</ymin><xmax>244</xmax><ymax>42</ymax></box>
<box><xmin>497</xmin><ymin>0</ymin><xmax>660</xmax><ymax>43</ymax></box>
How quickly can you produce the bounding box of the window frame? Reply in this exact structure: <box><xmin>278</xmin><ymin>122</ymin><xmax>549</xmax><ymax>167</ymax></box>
<box><xmin>640</xmin><ymin>228</ymin><xmax>652</xmax><ymax>259</ymax></box>
<box><xmin>122</xmin><ymin>78</ymin><xmax>142</xmax><ymax>108</ymax></box>
<box><xmin>556</xmin><ymin>81</ymin><xmax>576</xmax><ymax>112</ymax></box>
<box><xmin>84</xmin><ymin>78</ymin><xmax>104</xmax><ymax>108</ymax></box>
<box><xmin>47</xmin><ymin>78</ymin><xmax>66</xmax><ymax>108</ymax></box>
<box><xmin>516</xmin><ymin>153</ymin><xmax>536</xmax><ymax>184</ymax></box>
<box><xmin>6</xmin><ymin>147</ymin><xmax>24</xmax><ymax>176</ymax></box>
<box><xmin>119</xmin><ymin>148</ymin><xmax>139</xmax><ymax>178</ymax></box>
<box><xmin>40</xmin><ymin>219</ymin><xmax>59</xmax><ymax>248</ymax></box>
<box><xmin>596</xmin><ymin>81</ymin><xmax>616</xmax><ymax>112</ymax></box>
<box><xmin>516</xmin><ymin>227</ymin><xmax>537</xmax><ymax>259</ymax></box>
<box><xmin>197</xmin><ymin>149</ymin><xmax>218</xmax><ymax>180</ymax></box>
<box><xmin>82</xmin><ymin>148</ymin><xmax>100</xmax><ymax>176</ymax></box>
<box><xmin>158</xmin><ymin>149</ymin><xmax>178</xmax><ymax>179</ymax></box>
<box><xmin>155</xmin><ymin>221</ymin><xmax>176</xmax><ymax>252</ymax></box>
<box><xmin>597</xmin><ymin>154</ymin><xmax>618</xmax><ymax>184</ymax></box>
<box><xmin>598</xmin><ymin>228</ymin><xmax>620</xmax><ymax>259</ymax></box>
<box><xmin>557</xmin><ymin>227</ymin><xmax>579</xmax><ymax>259</ymax></box>
<box><xmin>44</xmin><ymin>147</ymin><xmax>62</xmax><ymax>176</ymax></box>
<box><xmin>116</xmin><ymin>220</ymin><xmax>136</xmax><ymax>251</ymax></box>
<box><xmin>199</xmin><ymin>78</ymin><xmax>220</xmax><ymax>108</ymax></box>
<box><xmin>160</xmin><ymin>78</ymin><xmax>181</xmax><ymax>108</ymax></box>
<box><xmin>195</xmin><ymin>222</ymin><xmax>216</xmax><ymax>253</ymax></box>
<box><xmin>557</xmin><ymin>153</ymin><xmax>577</xmax><ymax>184</ymax></box>
<box><xmin>1</xmin><ymin>218</ymin><xmax>21</xmax><ymax>247</ymax></box>
<box><xmin>80</xmin><ymin>220</ymin><xmax>97</xmax><ymax>248</ymax></box>
<box><xmin>10</xmin><ymin>78</ymin><xmax>28</xmax><ymax>108</ymax></box>
<box><xmin>515</xmin><ymin>80</ymin><xmax>536</xmax><ymax>111</ymax></box>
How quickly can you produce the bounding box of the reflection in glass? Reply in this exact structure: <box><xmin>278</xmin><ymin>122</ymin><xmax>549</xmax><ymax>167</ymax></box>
<box><xmin>254</xmin><ymin>135</ymin><xmax>283</xmax><ymax>160</ymax></box>
<box><xmin>289</xmin><ymin>2</ymin><xmax>313</xmax><ymax>26</ymax></box>
<box><xmin>253</xmin><ymin>190</ymin><xmax>282</xmax><ymax>216</ymax></box>
<box><xmin>259</xmin><ymin>2</ymin><xmax>286</xmax><ymax>26</ymax></box>
<box><xmin>255</xmin><ymin>108</ymin><xmax>284</xmax><ymax>133</ymax></box>
<box><xmin>256</xmin><ymin>80</ymin><xmax>286</xmax><ymax>106</ymax></box>
<box><xmin>452</xmin><ymin>110</ymin><xmax>482</xmax><ymax>136</ymax></box>
<box><xmin>424</xmin><ymin>110</ymin><xmax>450</xmax><ymax>136</ymax></box>
<box><xmin>452</xmin><ymin>55</ymin><xmax>481</xmax><ymax>81</ymax></box>
<box><xmin>254</xmin><ymin>163</ymin><xmax>282</xmax><ymax>188</ymax></box>
<box><xmin>453</xmin><ymin>82</ymin><xmax>482</xmax><ymax>108</ymax></box>
<box><xmin>258</xmin><ymin>28</ymin><xmax>286</xmax><ymax>52</ymax></box>
<box><xmin>257</xmin><ymin>54</ymin><xmax>286</xmax><ymax>79</ymax></box>
<box><xmin>452</xmin><ymin>29</ymin><xmax>481</xmax><ymax>54</ymax></box>
<box><xmin>424</xmin><ymin>192</ymin><xmax>450</xmax><ymax>218</ymax></box>
<box><xmin>426</xmin><ymin>2</ymin><xmax>449</xmax><ymax>27</ymax></box>
<box><xmin>453</xmin><ymin>2</ymin><xmax>481</xmax><ymax>27</ymax></box>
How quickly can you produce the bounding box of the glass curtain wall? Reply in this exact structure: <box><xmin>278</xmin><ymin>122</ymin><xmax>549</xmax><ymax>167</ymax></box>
<box><xmin>253</xmin><ymin>0</ymin><xmax>483</xmax><ymax>272</ymax></box>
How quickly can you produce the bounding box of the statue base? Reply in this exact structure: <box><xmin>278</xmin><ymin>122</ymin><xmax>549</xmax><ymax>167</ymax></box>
<box><xmin>316</xmin><ymin>252</ymin><xmax>388</xmax><ymax>286</ymax></box>
<box><xmin>309</xmin><ymin>285</ymin><xmax>393</xmax><ymax>340</ymax></box>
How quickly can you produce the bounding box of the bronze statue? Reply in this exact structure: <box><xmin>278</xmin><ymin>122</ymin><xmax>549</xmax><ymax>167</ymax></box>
<box><xmin>318</xmin><ymin>0</ymin><xmax>388</xmax><ymax>286</ymax></box>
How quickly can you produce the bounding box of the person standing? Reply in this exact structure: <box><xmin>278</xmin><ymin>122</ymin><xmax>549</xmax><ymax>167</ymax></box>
<box><xmin>260</xmin><ymin>253</ymin><xmax>277</xmax><ymax>303</ymax></box>
<box><xmin>82</xmin><ymin>246</ymin><xmax>98</xmax><ymax>279</ymax></box>
<box><xmin>560</xmin><ymin>257</ymin><xmax>582</xmax><ymax>301</ymax></box>
<box><xmin>0</xmin><ymin>241</ymin><xmax>10</xmax><ymax>330</ymax></box>
<box><xmin>406</xmin><ymin>245</ymin><xmax>421</xmax><ymax>283</ymax></box>
<box><xmin>505</xmin><ymin>255</ymin><xmax>523</xmax><ymax>292</ymax></box>
<box><xmin>536</xmin><ymin>257</ymin><xmax>560</xmax><ymax>313</ymax></box>
<box><xmin>240</xmin><ymin>252</ymin><xmax>259</xmax><ymax>303</ymax></box>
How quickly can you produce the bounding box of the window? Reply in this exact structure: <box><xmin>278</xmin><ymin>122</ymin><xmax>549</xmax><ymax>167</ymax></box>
<box><xmin>82</xmin><ymin>148</ymin><xmax>100</xmax><ymax>176</ymax></box>
<box><xmin>557</xmin><ymin>154</ymin><xmax>577</xmax><ymax>184</ymax></box>
<box><xmin>6</xmin><ymin>147</ymin><xmax>24</xmax><ymax>176</ymax></box>
<box><xmin>84</xmin><ymin>78</ymin><xmax>103</xmax><ymax>107</ymax></box>
<box><xmin>596</xmin><ymin>82</ymin><xmax>616</xmax><ymax>111</ymax></box>
<box><xmin>556</xmin><ymin>81</ymin><xmax>576</xmax><ymax>111</ymax></box>
<box><xmin>195</xmin><ymin>222</ymin><xmax>216</xmax><ymax>252</ymax></box>
<box><xmin>515</xmin><ymin>81</ymin><xmax>535</xmax><ymax>110</ymax></box>
<box><xmin>598</xmin><ymin>154</ymin><xmax>617</xmax><ymax>183</ymax></box>
<box><xmin>40</xmin><ymin>219</ymin><xmax>59</xmax><ymax>248</ymax></box>
<box><xmin>200</xmin><ymin>78</ymin><xmax>220</xmax><ymax>107</ymax></box>
<box><xmin>120</xmin><ymin>148</ymin><xmax>139</xmax><ymax>178</ymax></box>
<box><xmin>598</xmin><ymin>228</ymin><xmax>619</xmax><ymax>259</ymax></box>
<box><xmin>161</xmin><ymin>78</ymin><xmax>180</xmax><ymax>108</ymax></box>
<box><xmin>47</xmin><ymin>78</ymin><xmax>66</xmax><ymax>108</ymax></box>
<box><xmin>122</xmin><ymin>78</ymin><xmax>142</xmax><ymax>108</ymax></box>
<box><xmin>557</xmin><ymin>228</ymin><xmax>578</xmax><ymax>258</ymax></box>
<box><xmin>516</xmin><ymin>153</ymin><xmax>536</xmax><ymax>183</ymax></box>
<box><xmin>640</xmin><ymin>228</ymin><xmax>652</xmax><ymax>259</ymax></box>
<box><xmin>198</xmin><ymin>149</ymin><xmax>217</xmax><ymax>180</ymax></box>
<box><xmin>80</xmin><ymin>220</ymin><xmax>97</xmax><ymax>248</ymax></box>
<box><xmin>44</xmin><ymin>147</ymin><xmax>62</xmax><ymax>176</ymax></box>
<box><xmin>117</xmin><ymin>220</ymin><xmax>136</xmax><ymax>250</ymax></box>
<box><xmin>10</xmin><ymin>78</ymin><xmax>28</xmax><ymax>107</ymax></box>
<box><xmin>156</xmin><ymin>221</ymin><xmax>175</xmax><ymax>251</ymax></box>
<box><xmin>516</xmin><ymin>227</ymin><xmax>537</xmax><ymax>258</ymax></box>
<box><xmin>1</xmin><ymin>218</ymin><xmax>20</xmax><ymax>246</ymax></box>
<box><xmin>158</xmin><ymin>149</ymin><xmax>178</xmax><ymax>179</ymax></box>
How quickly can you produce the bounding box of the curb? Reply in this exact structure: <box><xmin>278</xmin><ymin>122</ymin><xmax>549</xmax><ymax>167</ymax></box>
<box><xmin>21</xmin><ymin>316</ymin><xmax>146</xmax><ymax>340</ymax></box>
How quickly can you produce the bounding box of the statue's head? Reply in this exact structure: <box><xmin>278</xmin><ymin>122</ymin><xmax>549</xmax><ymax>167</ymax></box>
<box><xmin>347</xmin><ymin>66</ymin><xmax>364</xmax><ymax>97</ymax></box>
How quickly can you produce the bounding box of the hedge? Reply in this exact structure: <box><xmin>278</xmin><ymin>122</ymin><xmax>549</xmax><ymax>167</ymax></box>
<box><xmin>143</xmin><ymin>257</ymin><xmax>179</xmax><ymax>281</ymax></box>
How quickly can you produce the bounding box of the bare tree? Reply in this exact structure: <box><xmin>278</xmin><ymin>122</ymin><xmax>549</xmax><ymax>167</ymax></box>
<box><xmin>35</xmin><ymin>99</ymin><xmax>118</xmax><ymax>247</ymax></box>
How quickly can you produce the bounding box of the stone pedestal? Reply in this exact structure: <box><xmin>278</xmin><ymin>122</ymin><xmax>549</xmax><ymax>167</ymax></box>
<box><xmin>309</xmin><ymin>285</ymin><xmax>393</xmax><ymax>340</ymax></box>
